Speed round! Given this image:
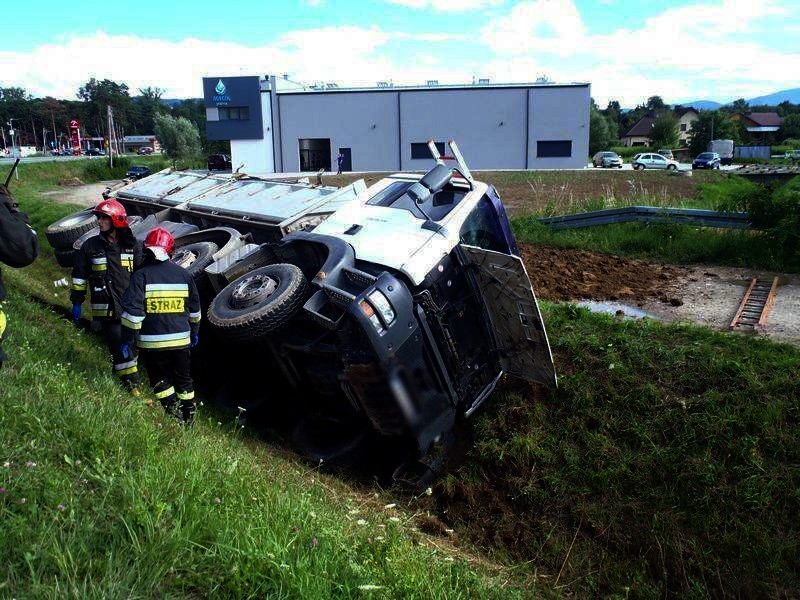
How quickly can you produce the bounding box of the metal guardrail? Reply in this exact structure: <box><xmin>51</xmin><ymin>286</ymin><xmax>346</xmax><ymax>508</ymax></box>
<box><xmin>539</xmin><ymin>206</ymin><xmax>752</xmax><ymax>230</ymax></box>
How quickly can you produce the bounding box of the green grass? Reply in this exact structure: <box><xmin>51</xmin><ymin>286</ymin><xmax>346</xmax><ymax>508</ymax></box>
<box><xmin>3</xmin><ymin>161</ymin><xmax>800</xmax><ymax>597</ymax></box>
<box><xmin>1</xmin><ymin>289</ymin><xmax>520</xmax><ymax>597</ymax></box>
<box><xmin>512</xmin><ymin>218</ymin><xmax>800</xmax><ymax>272</ymax></box>
<box><xmin>444</xmin><ymin>304</ymin><xmax>800</xmax><ymax>597</ymax></box>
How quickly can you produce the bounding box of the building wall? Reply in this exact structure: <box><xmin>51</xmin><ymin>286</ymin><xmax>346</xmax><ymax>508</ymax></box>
<box><xmin>230</xmin><ymin>91</ymin><xmax>275</xmax><ymax>174</ymax></box>
<box><xmin>528</xmin><ymin>86</ymin><xmax>590</xmax><ymax>168</ymax></box>
<box><xmin>399</xmin><ymin>88</ymin><xmax>528</xmax><ymax>170</ymax></box>
<box><xmin>678</xmin><ymin>112</ymin><xmax>697</xmax><ymax>145</ymax></box>
<box><xmin>278</xmin><ymin>92</ymin><xmax>399</xmax><ymax>172</ymax></box>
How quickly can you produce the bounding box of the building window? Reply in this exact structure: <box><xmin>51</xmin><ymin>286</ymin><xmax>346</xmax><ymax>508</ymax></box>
<box><xmin>411</xmin><ymin>141</ymin><xmax>446</xmax><ymax>160</ymax></box>
<box><xmin>680</xmin><ymin>123</ymin><xmax>687</xmax><ymax>132</ymax></box>
<box><xmin>536</xmin><ymin>140</ymin><xmax>572</xmax><ymax>158</ymax></box>
<box><xmin>218</xmin><ymin>106</ymin><xmax>250</xmax><ymax>121</ymax></box>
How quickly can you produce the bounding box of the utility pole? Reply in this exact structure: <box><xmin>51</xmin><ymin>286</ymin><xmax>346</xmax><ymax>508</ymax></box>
<box><xmin>7</xmin><ymin>118</ymin><xmax>16</xmax><ymax>157</ymax></box>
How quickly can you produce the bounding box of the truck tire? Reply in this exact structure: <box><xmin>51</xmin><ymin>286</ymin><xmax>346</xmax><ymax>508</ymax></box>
<box><xmin>46</xmin><ymin>208</ymin><xmax>96</xmax><ymax>249</ymax></box>
<box><xmin>291</xmin><ymin>417</ymin><xmax>370</xmax><ymax>468</ymax></box>
<box><xmin>173</xmin><ymin>241</ymin><xmax>219</xmax><ymax>295</ymax></box>
<box><xmin>54</xmin><ymin>247</ymin><xmax>76</xmax><ymax>268</ymax></box>
<box><xmin>208</xmin><ymin>263</ymin><xmax>308</xmax><ymax>342</ymax></box>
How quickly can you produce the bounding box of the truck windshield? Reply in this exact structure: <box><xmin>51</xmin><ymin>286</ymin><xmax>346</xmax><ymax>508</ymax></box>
<box><xmin>459</xmin><ymin>196</ymin><xmax>509</xmax><ymax>253</ymax></box>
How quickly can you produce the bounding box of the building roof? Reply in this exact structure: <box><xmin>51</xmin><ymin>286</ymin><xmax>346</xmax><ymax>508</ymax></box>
<box><xmin>622</xmin><ymin>116</ymin><xmax>655</xmax><ymax>138</ymax></box>
<box><xmin>674</xmin><ymin>106</ymin><xmax>699</xmax><ymax>117</ymax></box>
<box><xmin>277</xmin><ymin>80</ymin><xmax>590</xmax><ymax>95</ymax></box>
<box><xmin>746</xmin><ymin>112</ymin><xmax>782</xmax><ymax>127</ymax></box>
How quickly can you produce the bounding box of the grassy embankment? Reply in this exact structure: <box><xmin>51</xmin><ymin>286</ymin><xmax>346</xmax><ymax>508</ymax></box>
<box><xmin>3</xmin><ymin>161</ymin><xmax>800</xmax><ymax>597</ymax></box>
<box><xmin>1</xmin><ymin>160</ymin><xmax>522</xmax><ymax>597</ymax></box>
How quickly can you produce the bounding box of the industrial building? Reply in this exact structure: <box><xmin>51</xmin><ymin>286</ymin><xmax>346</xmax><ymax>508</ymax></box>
<box><xmin>203</xmin><ymin>75</ymin><xmax>590</xmax><ymax>174</ymax></box>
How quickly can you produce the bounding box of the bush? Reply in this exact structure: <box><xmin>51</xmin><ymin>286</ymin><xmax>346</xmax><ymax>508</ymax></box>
<box><xmin>764</xmin><ymin>176</ymin><xmax>800</xmax><ymax>262</ymax></box>
<box><xmin>610</xmin><ymin>146</ymin><xmax>655</xmax><ymax>158</ymax></box>
<box><xmin>697</xmin><ymin>175</ymin><xmax>768</xmax><ymax>214</ymax></box>
<box><xmin>81</xmin><ymin>156</ymin><xmax>132</xmax><ymax>182</ymax></box>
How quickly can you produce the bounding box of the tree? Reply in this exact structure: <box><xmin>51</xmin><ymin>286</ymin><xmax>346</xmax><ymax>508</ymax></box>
<box><xmin>649</xmin><ymin>113</ymin><xmax>679</xmax><ymax>149</ymax></box>
<box><xmin>688</xmin><ymin>111</ymin><xmax>739</xmax><ymax>157</ymax></box>
<box><xmin>131</xmin><ymin>87</ymin><xmax>166</xmax><ymax>134</ymax></box>
<box><xmin>778</xmin><ymin>114</ymin><xmax>800</xmax><ymax>142</ymax></box>
<box><xmin>730</xmin><ymin>98</ymin><xmax>749</xmax><ymax>113</ymax></box>
<box><xmin>154</xmin><ymin>113</ymin><xmax>201</xmax><ymax>165</ymax></box>
<box><xmin>589</xmin><ymin>107</ymin><xmax>611</xmax><ymax>155</ymax></box>
<box><xmin>646</xmin><ymin>96</ymin><xmax>666</xmax><ymax>111</ymax></box>
<box><xmin>77</xmin><ymin>78</ymin><xmax>132</xmax><ymax>136</ymax></box>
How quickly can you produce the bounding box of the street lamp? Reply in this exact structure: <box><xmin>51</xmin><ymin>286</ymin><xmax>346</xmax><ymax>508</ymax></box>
<box><xmin>7</xmin><ymin>118</ymin><xmax>17</xmax><ymax>156</ymax></box>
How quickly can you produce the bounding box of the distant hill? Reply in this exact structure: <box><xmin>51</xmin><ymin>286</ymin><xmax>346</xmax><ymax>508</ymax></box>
<box><xmin>746</xmin><ymin>88</ymin><xmax>800</xmax><ymax>106</ymax></box>
<box><xmin>679</xmin><ymin>100</ymin><xmax>723</xmax><ymax>111</ymax></box>
<box><xmin>160</xmin><ymin>98</ymin><xmax>202</xmax><ymax>107</ymax></box>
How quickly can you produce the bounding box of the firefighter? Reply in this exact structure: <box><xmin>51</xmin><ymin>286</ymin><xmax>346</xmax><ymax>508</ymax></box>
<box><xmin>0</xmin><ymin>181</ymin><xmax>39</xmax><ymax>370</ymax></box>
<box><xmin>120</xmin><ymin>227</ymin><xmax>201</xmax><ymax>424</ymax></box>
<box><xmin>70</xmin><ymin>199</ymin><xmax>143</xmax><ymax>388</ymax></box>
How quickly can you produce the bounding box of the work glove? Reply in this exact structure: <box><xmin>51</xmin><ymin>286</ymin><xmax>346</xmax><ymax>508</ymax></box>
<box><xmin>71</xmin><ymin>304</ymin><xmax>82</xmax><ymax>325</ymax></box>
<box><xmin>120</xmin><ymin>343</ymin><xmax>132</xmax><ymax>360</ymax></box>
<box><xmin>190</xmin><ymin>332</ymin><xmax>199</xmax><ymax>348</ymax></box>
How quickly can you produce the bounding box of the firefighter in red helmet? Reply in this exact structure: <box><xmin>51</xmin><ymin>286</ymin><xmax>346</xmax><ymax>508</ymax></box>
<box><xmin>70</xmin><ymin>199</ymin><xmax>143</xmax><ymax>388</ymax></box>
<box><xmin>120</xmin><ymin>227</ymin><xmax>201</xmax><ymax>424</ymax></box>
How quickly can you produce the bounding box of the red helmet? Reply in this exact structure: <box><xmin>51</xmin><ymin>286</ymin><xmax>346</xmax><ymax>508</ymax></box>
<box><xmin>93</xmin><ymin>199</ymin><xmax>128</xmax><ymax>228</ymax></box>
<box><xmin>144</xmin><ymin>226</ymin><xmax>175</xmax><ymax>261</ymax></box>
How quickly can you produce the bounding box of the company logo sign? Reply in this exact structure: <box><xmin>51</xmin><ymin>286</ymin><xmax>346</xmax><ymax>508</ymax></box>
<box><xmin>212</xmin><ymin>79</ymin><xmax>231</xmax><ymax>104</ymax></box>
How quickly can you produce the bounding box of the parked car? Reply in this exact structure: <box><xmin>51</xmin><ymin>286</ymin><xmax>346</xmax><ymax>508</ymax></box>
<box><xmin>208</xmin><ymin>153</ymin><xmax>232</xmax><ymax>171</ymax></box>
<box><xmin>692</xmin><ymin>152</ymin><xmax>721</xmax><ymax>170</ymax></box>
<box><xmin>592</xmin><ymin>151</ymin><xmax>623</xmax><ymax>168</ymax></box>
<box><xmin>632</xmin><ymin>153</ymin><xmax>679</xmax><ymax>171</ymax></box>
<box><xmin>126</xmin><ymin>165</ymin><xmax>152</xmax><ymax>180</ymax></box>
<box><xmin>84</xmin><ymin>148</ymin><xmax>105</xmax><ymax>156</ymax></box>
<box><xmin>138</xmin><ymin>146</ymin><xmax>154</xmax><ymax>155</ymax></box>
<box><xmin>657</xmin><ymin>149</ymin><xmax>674</xmax><ymax>160</ymax></box>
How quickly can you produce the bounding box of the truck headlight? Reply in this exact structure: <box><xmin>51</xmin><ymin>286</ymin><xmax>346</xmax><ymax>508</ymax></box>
<box><xmin>368</xmin><ymin>290</ymin><xmax>395</xmax><ymax>325</ymax></box>
<box><xmin>283</xmin><ymin>213</ymin><xmax>332</xmax><ymax>235</ymax></box>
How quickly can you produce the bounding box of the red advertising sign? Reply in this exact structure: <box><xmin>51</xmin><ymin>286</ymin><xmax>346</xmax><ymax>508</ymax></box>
<box><xmin>69</xmin><ymin>119</ymin><xmax>81</xmax><ymax>156</ymax></box>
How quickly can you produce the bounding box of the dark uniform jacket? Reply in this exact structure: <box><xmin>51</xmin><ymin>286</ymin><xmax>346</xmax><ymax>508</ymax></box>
<box><xmin>120</xmin><ymin>257</ymin><xmax>201</xmax><ymax>350</ymax></box>
<box><xmin>71</xmin><ymin>229</ymin><xmax>143</xmax><ymax>319</ymax></box>
<box><xmin>0</xmin><ymin>184</ymin><xmax>40</xmax><ymax>363</ymax></box>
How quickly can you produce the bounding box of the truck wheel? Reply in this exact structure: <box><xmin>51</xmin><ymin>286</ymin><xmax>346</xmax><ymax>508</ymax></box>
<box><xmin>54</xmin><ymin>247</ymin><xmax>76</xmax><ymax>268</ymax></box>
<box><xmin>291</xmin><ymin>417</ymin><xmax>370</xmax><ymax>469</ymax></box>
<box><xmin>173</xmin><ymin>241</ymin><xmax>219</xmax><ymax>296</ymax></box>
<box><xmin>46</xmin><ymin>208</ymin><xmax>97</xmax><ymax>249</ymax></box>
<box><xmin>208</xmin><ymin>263</ymin><xmax>308</xmax><ymax>341</ymax></box>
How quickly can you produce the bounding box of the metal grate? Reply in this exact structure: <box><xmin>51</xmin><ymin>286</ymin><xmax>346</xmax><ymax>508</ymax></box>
<box><xmin>729</xmin><ymin>277</ymin><xmax>779</xmax><ymax>332</ymax></box>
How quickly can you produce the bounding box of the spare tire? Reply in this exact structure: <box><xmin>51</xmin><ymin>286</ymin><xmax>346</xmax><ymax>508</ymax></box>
<box><xmin>54</xmin><ymin>247</ymin><xmax>76</xmax><ymax>268</ymax></box>
<box><xmin>208</xmin><ymin>263</ymin><xmax>308</xmax><ymax>342</ymax></box>
<box><xmin>46</xmin><ymin>209</ymin><xmax>96</xmax><ymax>249</ymax></box>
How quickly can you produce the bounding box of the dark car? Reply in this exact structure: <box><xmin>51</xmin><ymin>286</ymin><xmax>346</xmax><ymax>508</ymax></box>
<box><xmin>208</xmin><ymin>153</ymin><xmax>232</xmax><ymax>171</ymax></box>
<box><xmin>126</xmin><ymin>165</ymin><xmax>152</xmax><ymax>180</ymax></box>
<box><xmin>84</xmin><ymin>148</ymin><xmax>105</xmax><ymax>156</ymax></box>
<box><xmin>138</xmin><ymin>146</ymin><xmax>154</xmax><ymax>155</ymax></box>
<box><xmin>692</xmin><ymin>152</ymin><xmax>721</xmax><ymax>170</ymax></box>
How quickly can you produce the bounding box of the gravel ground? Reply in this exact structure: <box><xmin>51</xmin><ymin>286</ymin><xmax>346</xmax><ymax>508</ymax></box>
<box><xmin>640</xmin><ymin>266</ymin><xmax>800</xmax><ymax>345</ymax></box>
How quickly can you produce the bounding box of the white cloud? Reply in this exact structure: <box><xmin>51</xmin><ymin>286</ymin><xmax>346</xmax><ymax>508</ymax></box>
<box><xmin>387</xmin><ymin>0</ymin><xmax>503</xmax><ymax>11</ymax></box>
<box><xmin>0</xmin><ymin>28</ymin><xmax>471</xmax><ymax>99</ymax></box>
<box><xmin>479</xmin><ymin>0</ymin><xmax>799</xmax><ymax>105</ymax></box>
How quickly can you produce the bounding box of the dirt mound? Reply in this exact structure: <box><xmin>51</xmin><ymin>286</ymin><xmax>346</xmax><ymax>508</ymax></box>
<box><xmin>58</xmin><ymin>177</ymin><xmax>85</xmax><ymax>187</ymax></box>
<box><xmin>521</xmin><ymin>243</ymin><xmax>686</xmax><ymax>303</ymax></box>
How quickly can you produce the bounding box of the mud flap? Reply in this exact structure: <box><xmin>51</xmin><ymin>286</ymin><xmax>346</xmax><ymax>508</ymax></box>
<box><xmin>462</xmin><ymin>245</ymin><xmax>557</xmax><ymax>388</ymax></box>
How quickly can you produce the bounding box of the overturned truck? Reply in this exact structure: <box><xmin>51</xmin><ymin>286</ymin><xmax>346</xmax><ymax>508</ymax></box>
<box><xmin>50</xmin><ymin>141</ymin><xmax>557</xmax><ymax>482</ymax></box>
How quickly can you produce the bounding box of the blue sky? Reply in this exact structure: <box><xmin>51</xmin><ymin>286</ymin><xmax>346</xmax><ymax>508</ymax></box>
<box><xmin>1</xmin><ymin>0</ymin><xmax>798</xmax><ymax>105</ymax></box>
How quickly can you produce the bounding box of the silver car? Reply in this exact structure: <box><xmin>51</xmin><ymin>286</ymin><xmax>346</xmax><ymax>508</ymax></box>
<box><xmin>592</xmin><ymin>151</ymin><xmax>623</xmax><ymax>168</ymax></box>
<box><xmin>632</xmin><ymin>153</ymin><xmax>679</xmax><ymax>171</ymax></box>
